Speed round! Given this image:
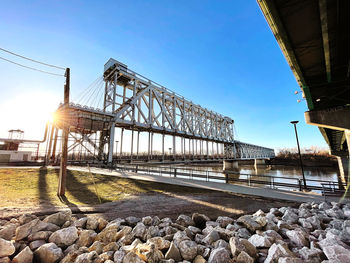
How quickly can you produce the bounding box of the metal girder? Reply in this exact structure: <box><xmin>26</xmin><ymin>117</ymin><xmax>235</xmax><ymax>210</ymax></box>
<box><xmin>103</xmin><ymin>59</ymin><xmax>234</xmax><ymax>144</ymax></box>
<box><xmin>234</xmin><ymin>141</ymin><xmax>275</xmax><ymax>159</ymax></box>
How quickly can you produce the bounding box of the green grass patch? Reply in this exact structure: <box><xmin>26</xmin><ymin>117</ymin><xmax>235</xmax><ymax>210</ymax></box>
<box><xmin>0</xmin><ymin>168</ymin><xmax>206</xmax><ymax>207</ymax></box>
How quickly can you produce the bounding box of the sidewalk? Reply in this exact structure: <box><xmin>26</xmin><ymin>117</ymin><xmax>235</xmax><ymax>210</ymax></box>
<box><xmin>69</xmin><ymin>166</ymin><xmax>348</xmax><ymax>204</ymax></box>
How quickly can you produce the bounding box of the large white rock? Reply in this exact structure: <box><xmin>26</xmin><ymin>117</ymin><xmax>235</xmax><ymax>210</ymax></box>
<box><xmin>28</xmin><ymin>230</ymin><xmax>52</xmax><ymax>242</ymax></box>
<box><xmin>18</xmin><ymin>214</ymin><xmax>37</xmax><ymax>225</ymax></box>
<box><xmin>125</xmin><ymin>216</ymin><xmax>141</xmax><ymax>227</ymax></box>
<box><xmin>208</xmin><ymin>247</ymin><xmax>231</xmax><ymax>263</ymax></box>
<box><xmin>0</xmin><ymin>238</ymin><xmax>15</xmax><ymax>257</ymax></box>
<box><xmin>277</xmin><ymin>257</ymin><xmax>304</xmax><ymax>263</ymax></box>
<box><xmin>237</xmin><ymin>215</ymin><xmax>263</xmax><ymax>232</ymax></box>
<box><xmin>176</xmin><ymin>214</ymin><xmax>194</xmax><ymax>227</ymax></box>
<box><xmin>147</xmin><ymin>236</ymin><xmax>170</xmax><ymax>250</ymax></box>
<box><xmin>132</xmin><ymin>222</ymin><xmax>147</xmax><ymax>241</ymax></box>
<box><xmin>264</xmin><ymin>243</ymin><xmax>295</xmax><ymax>263</ymax></box>
<box><xmin>165</xmin><ymin>242</ymin><xmax>182</xmax><ymax>262</ymax></box>
<box><xmin>96</xmin><ymin>225</ymin><xmax>132</xmax><ymax>243</ymax></box>
<box><xmin>48</xmin><ymin>226</ymin><xmax>78</xmax><ymax>247</ymax></box>
<box><xmin>12</xmin><ymin>246</ymin><xmax>33</xmax><ymax>263</ymax></box>
<box><xmin>298</xmin><ymin>247</ymin><xmax>323</xmax><ymax>261</ymax></box>
<box><xmin>323</xmin><ymin>245</ymin><xmax>350</xmax><ymax>262</ymax></box>
<box><xmin>178</xmin><ymin>240</ymin><xmax>198</xmax><ymax>261</ymax></box>
<box><xmin>86</xmin><ymin>216</ymin><xmax>99</xmax><ymax>230</ymax></box>
<box><xmin>43</xmin><ymin>211</ymin><xmax>72</xmax><ymax>227</ymax></box>
<box><xmin>34</xmin><ymin>243</ymin><xmax>63</xmax><ymax>263</ymax></box>
<box><xmin>286</xmin><ymin>229</ymin><xmax>309</xmax><ymax>247</ymax></box>
<box><xmin>114</xmin><ymin>250</ymin><xmax>126</xmax><ymax>263</ymax></box>
<box><xmin>216</xmin><ymin>216</ymin><xmax>233</xmax><ymax>228</ymax></box>
<box><xmin>0</xmin><ymin>223</ymin><xmax>17</xmax><ymax>240</ymax></box>
<box><xmin>122</xmin><ymin>252</ymin><xmax>145</xmax><ymax>263</ymax></box>
<box><xmin>76</xmin><ymin>229</ymin><xmax>96</xmax><ymax>247</ymax></box>
<box><xmin>229</xmin><ymin>237</ymin><xmax>256</xmax><ymax>258</ymax></box>
<box><xmin>173</xmin><ymin>231</ymin><xmax>190</xmax><ymax>247</ymax></box>
<box><xmin>236</xmin><ymin>251</ymin><xmax>254</xmax><ymax>263</ymax></box>
<box><xmin>248</xmin><ymin>234</ymin><xmax>273</xmax><ymax>248</ymax></box>
<box><xmin>74</xmin><ymin>251</ymin><xmax>98</xmax><ymax>263</ymax></box>
<box><xmin>202</xmin><ymin>230</ymin><xmax>220</xmax><ymax>245</ymax></box>
<box><xmin>282</xmin><ymin>210</ymin><xmax>299</xmax><ymax>224</ymax></box>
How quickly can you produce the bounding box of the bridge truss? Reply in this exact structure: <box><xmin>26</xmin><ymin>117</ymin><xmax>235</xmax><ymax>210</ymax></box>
<box><xmin>51</xmin><ymin>58</ymin><xmax>274</xmax><ymax>165</ymax></box>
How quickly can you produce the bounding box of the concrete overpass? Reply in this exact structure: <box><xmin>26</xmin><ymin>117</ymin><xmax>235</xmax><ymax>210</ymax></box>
<box><xmin>258</xmin><ymin>0</ymin><xmax>350</xmax><ymax>185</ymax></box>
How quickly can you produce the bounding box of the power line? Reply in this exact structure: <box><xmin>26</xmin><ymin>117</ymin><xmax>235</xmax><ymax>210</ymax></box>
<box><xmin>0</xmin><ymin>56</ymin><xmax>64</xmax><ymax>77</ymax></box>
<box><xmin>0</xmin><ymin>47</ymin><xmax>65</xmax><ymax>70</ymax></box>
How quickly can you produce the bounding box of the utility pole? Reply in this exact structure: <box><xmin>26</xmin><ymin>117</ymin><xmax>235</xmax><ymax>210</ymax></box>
<box><xmin>290</xmin><ymin>121</ymin><xmax>307</xmax><ymax>190</ymax></box>
<box><xmin>58</xmin><ymin>68</ymin><xmax>70</xmax><ymax>196</ymax></box>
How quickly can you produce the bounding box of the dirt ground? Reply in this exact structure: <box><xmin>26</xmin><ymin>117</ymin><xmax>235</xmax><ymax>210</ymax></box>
<box><xmin>0</xmin><ymin>191</ymin><xmax>297</xmax><ymax>221</ymax></box>
<box><xmin>0</xmin><ymin>167</ymin><xmax>298</xmax><ymax>220</ymax></box>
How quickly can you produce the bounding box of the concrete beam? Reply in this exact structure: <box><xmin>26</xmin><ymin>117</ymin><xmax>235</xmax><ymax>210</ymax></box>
<box><xmin>305</xmin><ymin>107</ymin><xmax>350</xmax><ymax>131</ymax></box>
<box><xmin>319</xmin><ymin>0</ymin><xmax>331</xmax><ymax>82</ymax></box>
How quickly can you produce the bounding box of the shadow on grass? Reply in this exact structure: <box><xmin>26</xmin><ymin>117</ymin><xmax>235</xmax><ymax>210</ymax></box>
<box><xmin>38</xmin><ymin>166</ymin><xmax>55</xmax><ymax>208</ymax></box>
<box><xmin>54</xmin><ymin>169</ymin><xmax>109</xmax><ymax>205</ymax></box>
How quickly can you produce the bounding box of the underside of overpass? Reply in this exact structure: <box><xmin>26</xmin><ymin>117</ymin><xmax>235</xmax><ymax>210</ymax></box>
<box><xmin>258</xmin><ymin>0</ymin><xmax>350</xmax><ymax>185</ymax></box>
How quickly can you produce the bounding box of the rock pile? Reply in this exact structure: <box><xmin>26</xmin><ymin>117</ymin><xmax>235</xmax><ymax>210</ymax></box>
<box><xmin>0</xmin><ymin>201</ymin><xmax>350</xmax><ymax>263</ymax></box>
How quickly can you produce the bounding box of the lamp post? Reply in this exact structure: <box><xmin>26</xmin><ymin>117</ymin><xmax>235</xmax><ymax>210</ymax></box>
<box><xmin>290</xmin><ymin>121</ymin><xmax>307</xmax><ymax>190</ymax></box>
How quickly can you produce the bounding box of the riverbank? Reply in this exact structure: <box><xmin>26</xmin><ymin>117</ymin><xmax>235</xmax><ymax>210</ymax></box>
<box><xmin>270</xmin><ymin>157</ymin><xmax>338</xmax><ymax>168</ymax></box>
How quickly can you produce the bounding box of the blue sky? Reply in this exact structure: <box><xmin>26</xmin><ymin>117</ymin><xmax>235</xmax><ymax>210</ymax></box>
<box><xmin>0</xmin><ymin>0</ymin><xmax>327</xmax><ymax>150</ymax></box>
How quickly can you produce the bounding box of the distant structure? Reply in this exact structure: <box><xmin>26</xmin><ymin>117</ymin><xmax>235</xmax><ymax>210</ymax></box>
<box><xmin>0</xmin><ymin>126</ymin><xmax>48</xmax><ymax>163</ymax></box>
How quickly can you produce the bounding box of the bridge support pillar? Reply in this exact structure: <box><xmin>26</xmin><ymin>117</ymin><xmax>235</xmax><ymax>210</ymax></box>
<box><xmin>331</xmin><ymin>130</ymin><xmax>350</xmax><ymax>190</ymax></box>
<box><xmin>336</xmin><ymin>155</ymin><xmax>349</xmax><ymax>186</ymax></box>
<box><xmin>223</xmin><ymin>160</ymin><xmax>239</xmax><ymax>172</ymax></box>
<box><xmin>107</xmin><ymin>124</ymin><xmax>115</xmax><ymax>165</ymax></box>
<box><xmin>254</xmin><ymin>159</ymin><xmax>266</xmax><ymax>169</ymax></box>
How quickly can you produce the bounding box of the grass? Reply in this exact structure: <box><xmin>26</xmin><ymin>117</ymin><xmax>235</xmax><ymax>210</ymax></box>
<box><xmin>0</xmin><ymin>168</ymin><xmax>207</xmax><ymax>208</ymax></box>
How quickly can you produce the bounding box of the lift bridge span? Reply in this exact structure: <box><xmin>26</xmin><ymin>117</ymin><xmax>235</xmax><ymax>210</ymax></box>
<box><xmin>51</xmin><ymin>59</ymin><xmax>274</xmax><ymax>166</ymax></box>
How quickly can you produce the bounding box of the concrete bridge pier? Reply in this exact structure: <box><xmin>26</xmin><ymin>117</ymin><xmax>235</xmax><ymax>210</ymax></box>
<box><xmin>333</xmin><ymin>130</ymin><xmax>350</xmax><ymax>187</ymax></box>
<box><xmin>254</xmin><ymin>159</ymin><xmax>267</xmax><ymax>169</ymax></box>
<box><xmin>336</xmin><ymin>154</ymin><xmax>349</xmax><ymax>186</ymax></box>
<box><xmin>223</xmin><ymin>160</ymin><xmax>239</xmax><ymax>172</ymax></box>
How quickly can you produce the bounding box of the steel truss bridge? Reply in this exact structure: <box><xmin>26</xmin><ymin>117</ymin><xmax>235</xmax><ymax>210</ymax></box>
<box><xmin>50</xmin><ymin>59</ymin><xmax>274</xmax><ymax>165</ymax></box>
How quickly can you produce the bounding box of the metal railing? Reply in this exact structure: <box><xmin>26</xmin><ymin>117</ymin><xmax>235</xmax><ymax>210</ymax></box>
<box><xmin>105</xmin><ymin>163</ymin><xmax>345</xmax><ymax>193</ymax></box>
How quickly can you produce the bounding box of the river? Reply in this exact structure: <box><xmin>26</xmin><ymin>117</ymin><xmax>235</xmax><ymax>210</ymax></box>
<box><xmin>170</xmin><ymin>163</ymin><xmax>341</xmax><ymax>192</ymax></box>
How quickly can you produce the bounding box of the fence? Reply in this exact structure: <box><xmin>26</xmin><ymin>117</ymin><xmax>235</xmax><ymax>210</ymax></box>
<box><xmin>106</xmin><ymin>163</ymin><xmax>345</xmax><ymax>193</ymax></box>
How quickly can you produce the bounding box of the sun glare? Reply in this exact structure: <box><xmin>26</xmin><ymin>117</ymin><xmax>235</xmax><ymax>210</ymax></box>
<box><xmin>0</xmin><ymin>91</ymin><xmax>60</xmax><ymax>138</ymax></box>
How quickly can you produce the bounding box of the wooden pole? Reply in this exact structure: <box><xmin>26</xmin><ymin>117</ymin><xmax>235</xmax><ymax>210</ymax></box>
<box><xmin>51</xmin><ymin>127</ymin><xmax>58</xmax><ymax>163</ymax></box>
<box><xmin>46</xmin><ymin>125</ymin><xmax>55</xmax><ymax>165</ymax></box>
<box><xmin>58</xmin><ymin>68</ymin><xmax>70</xmax><ymax>196</ymax></box>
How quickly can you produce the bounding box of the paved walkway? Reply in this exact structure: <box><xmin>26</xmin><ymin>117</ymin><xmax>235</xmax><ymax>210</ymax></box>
<box><xmin>69</xmin><ymin>166</ymin><xmax>349</xmax><ymax>204</ymax></box>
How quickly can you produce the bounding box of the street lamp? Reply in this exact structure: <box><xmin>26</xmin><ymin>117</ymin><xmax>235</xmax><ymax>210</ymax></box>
<box><xmin>290</xmin><ymin>121</ymin><xmax>307</xmax><ymax>190</ymax></box>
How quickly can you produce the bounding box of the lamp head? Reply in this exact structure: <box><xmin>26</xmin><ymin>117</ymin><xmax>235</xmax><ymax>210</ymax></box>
<box><xmin>290</xmin><ymin>121</ymin><xmax>299</xmax><ymax>124</ymax></box>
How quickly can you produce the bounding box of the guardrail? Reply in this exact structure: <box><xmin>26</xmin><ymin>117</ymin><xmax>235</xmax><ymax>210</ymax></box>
<box><xmin>105</xmin><ymin>163</ymin><xmax>345</xmax><ymax>193</ymax></box>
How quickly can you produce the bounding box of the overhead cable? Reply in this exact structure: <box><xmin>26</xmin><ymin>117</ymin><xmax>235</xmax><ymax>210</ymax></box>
<box><xmin>0</xmin><ymin>56</ymin><xmax>64</xmax><ymax>77</ymax></box>
<box><xmin>0</xmin><ymin>47</ymin><xmax>65</xmax><ymax>70</ymax></box>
